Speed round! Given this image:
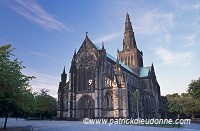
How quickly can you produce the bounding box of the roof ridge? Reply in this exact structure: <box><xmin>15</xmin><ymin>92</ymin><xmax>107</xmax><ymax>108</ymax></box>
<box><xmin>94</xmin><ymin>44</ymin><xmax>135</xmax><ymax>75</ymax></box>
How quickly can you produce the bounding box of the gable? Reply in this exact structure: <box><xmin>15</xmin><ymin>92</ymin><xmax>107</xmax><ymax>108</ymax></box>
<box><xmin>76</xmin><ymin>36</ymin><xmax>99</xmax><ymax>56</ymax></box>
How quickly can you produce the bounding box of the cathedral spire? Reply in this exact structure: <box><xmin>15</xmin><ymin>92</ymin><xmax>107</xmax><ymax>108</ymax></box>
<box><xmin>118</xmin><ymin>13</ymin><xmax>143</xmax><ymax>74</ymax></box>
<box><xmin>125</xmin><ymin>13</ymin><xmax>133</xmax><ymax>32</ymax></box>
<box><xmin>123</xmin><ymin>13</ymin><xmax>137</xmax><ymax>50</ymax></box>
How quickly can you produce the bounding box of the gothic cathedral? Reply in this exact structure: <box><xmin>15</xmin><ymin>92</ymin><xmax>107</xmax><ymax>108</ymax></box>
<box><xmin>57</xmin><ymin>13</ymin><xmax>163</xmax><ymax>120</ymax></box>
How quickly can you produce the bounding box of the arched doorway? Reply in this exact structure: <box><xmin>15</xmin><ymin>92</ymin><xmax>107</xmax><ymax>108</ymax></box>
<box><xmin>77</xmin><ymin>95</ymin><xmax>95</xmax><ymax>119</ymax></box>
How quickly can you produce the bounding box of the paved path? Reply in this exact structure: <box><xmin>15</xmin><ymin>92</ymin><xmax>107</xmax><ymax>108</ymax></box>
<box><xmin>0</xmin><ymin>118</ymin><xmax>200</xmax><ymax>131</ymax></box>
<box><xmin>184</xmin><ymin>123</ymin><xmax>200</xmax><ymax>130</ymax></box>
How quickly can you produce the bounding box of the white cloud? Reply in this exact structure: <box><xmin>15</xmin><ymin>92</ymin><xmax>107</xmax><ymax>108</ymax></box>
<box><xmin>165</xmin><ymin>33</ymin><xmax>171</xmax><ymax>46</ymax></box>
<box><xmin>31</xmin><ymin>85</ymin><xmax>58</xmax><ymax>98</ymax></box>
<box><xmin>93</xmin><ymin>32</ymin><xmax>121</xmax><ymax>44</ymax></box>
<box><xmin>167</xmin><ymin>0</ymin><xmax>199</xmax><ymax>11</ymax></box>
<box><xmin>185</xmin><ymin>34</ymin><xmax>197</xmax><ymax>40</ymax></box>
<box><xmin>5</xmin><ymin>0</ymin><xmax>72</xmax><ymax>32</ymax></box>
<box><xmin>155</xmin><ymin>47</ymin><xmax>193</xmax><ymax>67</ymax></box>
<box><xmin>182</xmin><ymin>34</ymin><xmax>198</xmax><ymax>47</ymax></box>
<box><xmin>30</xmin><ymin>51</ymin><xmax>53</xmax><ymax>59</ymax></box>
<box><xmin>30</xmin><ymin>51</ymin><xmax>61</xmax><ymax>63</ymax></box>
<box><xmin>22</xmin><ymin>68</ymin><xmax>60</xmax><ymax>98</ymax></box>
<box><xmin>134</xmin><ymin>9</ymin><xmax>174</xmax><ymax>35</ymax></box>
<box><xmin>194</xmin><ymin>4</ymin><xmax>200</xmax><ymax>9</ymax></box>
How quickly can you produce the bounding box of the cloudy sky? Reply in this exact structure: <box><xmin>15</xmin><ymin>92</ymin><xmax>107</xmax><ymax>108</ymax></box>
<box><xmin>0</xmin><ymin>0</ymin><xmax>199</xmax><ymax>98</ymax></box>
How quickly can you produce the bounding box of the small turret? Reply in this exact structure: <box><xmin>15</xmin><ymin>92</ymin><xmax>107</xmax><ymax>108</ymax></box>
<box><xmin>102</xmin><ymin>42</ymin><xmax>104</xmax><ymax>50</ymax></box>
<box><xmin>69</xmin><ymin>49</ymin><xmax>76</xmax><ymax>73</ymax></box>
<box><xmin>117</xmin><ymin>48</ymin><xmax>119</xmax><ymax>54</ymax></box>
<box><xmin>116</xmin><ymin>55</ymin><xmax>119</xmax><ymax>65</ymax></box>
<box><xmin>74</xmin><ymin>48</ymin><xmax>76</xmax><ymax>56</ymax></box>
<box><xmin>61</xmin><ymin>66</ymin><xmax>67</xmax><ymax>83</ymax></box>
<box><xmin>151</xmin><ymin>62</ymin><xmax>155</xmax><ymax>73</ymax></box>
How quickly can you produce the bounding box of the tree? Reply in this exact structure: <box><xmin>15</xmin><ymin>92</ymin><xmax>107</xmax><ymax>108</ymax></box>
<box><xmin>187</xmin><ymin>78</ymin><xmax>200</xmax><ymax>118</ymax></box>
<box><xmin>165</xmin><ymin>93</ymin><xmax>182</xmax><ymax>119</ymax></box>
<box><xmin>183</xmin><ymin>97</ymin><xmax>200</xmax><ymax>119</ymax></box>
<box><xmin>0</xmin><ymin>44</ymin><xmax>35</xmax><ymax>129</ymax></box>
<box><xmin>35</xmin><ymin>89</ymin><xmax>57</xmax><ymax>119</ymax></box>
<box><xmin>181</xmin><ymin>93</ymin><xmax>200</xmax><ymax>119</ymax></box>
<box><xmin>165</xmin><ymin>93</ymin><xmax>200</xmax><ymax>119</ymax></box>
<box><xmin>188</xmin><ymin>78</ymin><xmax>200</xmax><ymax>99</ymax></box>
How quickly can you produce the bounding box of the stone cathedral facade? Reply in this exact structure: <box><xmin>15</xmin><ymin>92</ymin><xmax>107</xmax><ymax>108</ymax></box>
<box><xmin>57</xmin><ymin>13</ymin><xmax>162</xmax><ymax>120</ymax></box>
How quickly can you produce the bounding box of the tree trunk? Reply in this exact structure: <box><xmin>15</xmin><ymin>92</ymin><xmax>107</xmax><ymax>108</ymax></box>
<box><xmin>4</xmin><ymin>113</ymin><xmax>8</xmax><ymax>129</ymax></box>
<box><xmin>191</xmin><ymin>113</ymin><xmax>195</xmax><ymax>119</ymax></box>
<box><xmin>177</xmin><ymin>113</ymin><xmax>180</xmax><ymax>119</ymax></box>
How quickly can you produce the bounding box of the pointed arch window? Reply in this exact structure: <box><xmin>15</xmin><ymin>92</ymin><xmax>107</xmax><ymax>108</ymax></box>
<box><xmin>105</xmin><ymin>90</ymin><xmax>113</xmax><ymax>109</ymax></box>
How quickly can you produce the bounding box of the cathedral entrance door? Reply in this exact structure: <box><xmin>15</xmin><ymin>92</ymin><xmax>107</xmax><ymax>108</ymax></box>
<box><xmin>78</xmin><ymin>95</ymin><xmax>95</xmax><ymax>119</ymax></box>
<box><xmin>84</xmin><ymin>108</ymin><xmax>89</xmax><ymax>118</ymax></box>
<box><xmin>83</xmin><ymin>103</ymin><xmax>94</xmax><ymax>118</ymax></box>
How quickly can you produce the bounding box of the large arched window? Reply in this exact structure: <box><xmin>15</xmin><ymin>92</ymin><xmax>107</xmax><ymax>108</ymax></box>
<box><xmin>76</xmin><ymin>51</ymin><xmax>97</xmax><ymax>92</ymax></box>
<box><xmin>105</xmin><ymin>90</ymin><xmax>113</xmax><ymax>109</ymax></box>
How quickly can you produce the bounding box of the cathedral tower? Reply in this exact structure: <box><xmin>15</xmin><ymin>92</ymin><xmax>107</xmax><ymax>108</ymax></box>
<box><xmin>118</xmin><ymin>13</ymin><xmax>143</xmax><ymax>74</ymax></box>
<box><xmin>58</xmin><ymin>66</ymin><xmax>67</xmax><ymax>120</ymax></box>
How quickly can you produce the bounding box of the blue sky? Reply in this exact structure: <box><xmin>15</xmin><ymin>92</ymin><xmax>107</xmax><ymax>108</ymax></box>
<box><xmin>0</xmin><ymin>0</ymin><xmax>200</xmax><ymax>98</ymax></box>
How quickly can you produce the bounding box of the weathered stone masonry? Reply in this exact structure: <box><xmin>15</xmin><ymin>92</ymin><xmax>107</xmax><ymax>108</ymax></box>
<box><xmin>57</xmin><ymin>13</ymin><xmax>163</xmax><ymax>120</ymax></box>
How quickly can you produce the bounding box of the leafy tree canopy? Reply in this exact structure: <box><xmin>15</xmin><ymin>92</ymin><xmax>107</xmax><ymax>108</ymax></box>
<box><xmin>188</xmin><ymin>78</ymin><xmax>200</xmax><ymax>99</ymax></box>
<box><xmin>0</xmin><ymin>44</ymin><xmax>35</xmax><ymax>129</ymax></box>
<box><xmin>35</xmin><ymin>88</ymin><xmax>57</xmax><ymax>119</ymax></box>
<box><xmin>165</xmin><ymin>93</ymin><xmax>200</xmax><ymax>119</ymax></box>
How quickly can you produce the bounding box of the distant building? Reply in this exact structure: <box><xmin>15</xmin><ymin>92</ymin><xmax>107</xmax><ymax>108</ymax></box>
<box><xmin>57</xmin><ymin>13</ymin><xmax>162</xmax><ymax>120</ymax></box>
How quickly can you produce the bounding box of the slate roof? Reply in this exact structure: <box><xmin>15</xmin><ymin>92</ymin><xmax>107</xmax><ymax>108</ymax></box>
<box><xmin>94</xmin><ymin>44</ymin><xmax>101</xmax><ymax>50</ymax></box>
<box><xmin>140</xmin><ymin>67</ymin><xmax>151</xmax><ymax>77</ymax></box>
<box><xmin>94</xmin><ymin>44</ymin><xmax>134</xmax><ymax>74</ymax></box>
